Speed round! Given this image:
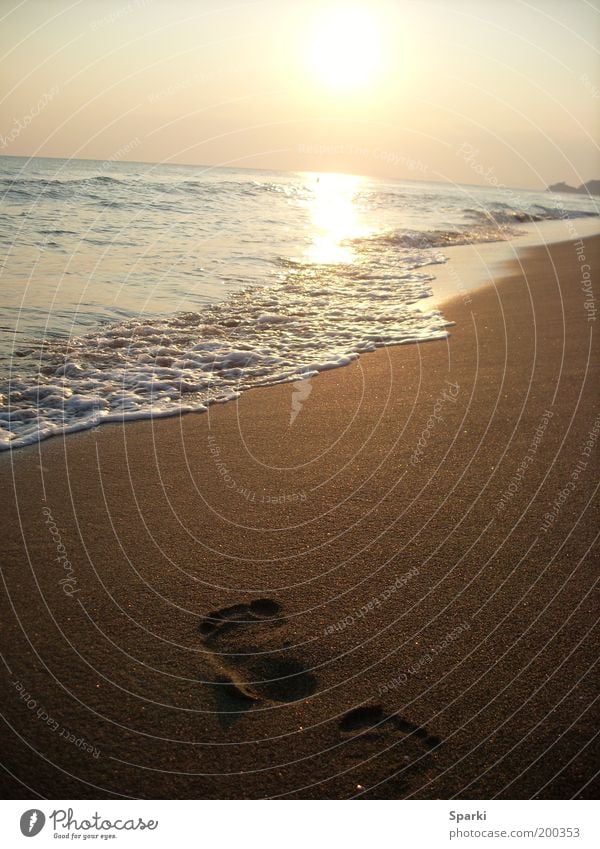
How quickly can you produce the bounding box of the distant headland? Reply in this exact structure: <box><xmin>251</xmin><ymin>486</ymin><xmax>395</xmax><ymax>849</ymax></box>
<box><xmin>547</xmin><ymin>179</ymin><xmax>600</xmax><ymax>196</ymax></box>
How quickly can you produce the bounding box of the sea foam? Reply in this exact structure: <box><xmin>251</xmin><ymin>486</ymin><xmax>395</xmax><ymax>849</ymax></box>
<box><xmin>1</xmin><ymin>258</ymin><xmax>450</xmax><ymax>449</ymax></box>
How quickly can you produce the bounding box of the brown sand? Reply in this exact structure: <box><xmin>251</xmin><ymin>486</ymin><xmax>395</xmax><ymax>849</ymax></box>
<box><xmin>1</xmin><ymin>236</ymin><xmax>598</xmax><ymax>800</ymax></box>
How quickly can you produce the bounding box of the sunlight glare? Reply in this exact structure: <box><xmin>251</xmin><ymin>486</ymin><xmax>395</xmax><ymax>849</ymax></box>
<box><xmin>307</xmin><ymin>6</ymin><xmax>383</xmax><ymax>92</ymax></box>
<box><xmin>305</xmin><ymin>173</ymin><xmax>369</xmax><ymax>264</ymax></box>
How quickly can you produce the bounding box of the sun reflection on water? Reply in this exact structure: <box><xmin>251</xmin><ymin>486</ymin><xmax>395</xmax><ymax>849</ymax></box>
<box><xmin>305</xmin><ymin>172</ymin><xmax>370</xmax><ymax>264</ymax></box>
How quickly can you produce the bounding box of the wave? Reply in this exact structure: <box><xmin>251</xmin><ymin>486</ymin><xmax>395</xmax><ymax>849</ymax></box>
<box><xmin>0</xmin><ymin>173</ymin><xmax>293</xmax><ymax>206</ymax></box>
<box><xmin>350</xmin><ymin>225</ymin><xmax>520</xmax><ymax>251</ymax></box>
<box><xmin>464</xmin><ymin>204</ymin><xmax>598</xmax><ymax>226</ymax></box>
<box><xmin>349</xmin><ymin>201</ymin><xmax>596</xmax><ymax>254</ymax></box>
<box><xmin>0</xmin><ymin>174</ymin><xmax>124</xmax><ymax>190</ymax></box>
<box><xmin>0</xmin><ymin>174</ymin><xmax>131</xmax><ymax>206</ymax></box>
<box><xmin>0</xmin><ymin>260</ymin><xmax>450</xmax><ymax>450</ymax></box>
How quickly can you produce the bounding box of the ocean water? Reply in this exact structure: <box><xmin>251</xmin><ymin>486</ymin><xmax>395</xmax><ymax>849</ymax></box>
<box><xmin>1</xmin><ymin>155</ymin><xmax>598</xmax><ymax>450</ymax></box>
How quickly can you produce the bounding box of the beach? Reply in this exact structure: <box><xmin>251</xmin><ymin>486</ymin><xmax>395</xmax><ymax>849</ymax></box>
<box><xmin>1</xmin><ymin>234</ymin><xmax>598</xmax><ymax>800</ymax></box>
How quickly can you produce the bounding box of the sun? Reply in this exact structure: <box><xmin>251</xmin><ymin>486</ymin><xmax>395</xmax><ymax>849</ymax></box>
<box><xmin>307</xmin><ymin>5</ymin><xmax>383</xmax><ymax>92</ymax></box>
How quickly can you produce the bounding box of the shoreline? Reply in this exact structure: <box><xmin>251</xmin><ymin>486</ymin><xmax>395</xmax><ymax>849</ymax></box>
<box><xmin>3</xmin><ymin>217</ymin><xmax>599</xmax><ymax>464</ymax></box>
<box><xmin>0</xmin><ymin>233</ymin><xmax>598</xmax><ymax>799</ymax></box>
<box><xmin>426</xmin><ymin>216</ymin><xmax>600</xmax><ymax>306</ymax></box>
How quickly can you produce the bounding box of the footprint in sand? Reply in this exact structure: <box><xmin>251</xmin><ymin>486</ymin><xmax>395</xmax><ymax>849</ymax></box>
<box><xmin>338</xmin><ymin>704</ymin><xmax>442</xmax><ymax>796</ymax></box>
<box><xmin>198</xmin><ymin>599</ymin><xmax>317</xmax><ymax>709</ymax></box>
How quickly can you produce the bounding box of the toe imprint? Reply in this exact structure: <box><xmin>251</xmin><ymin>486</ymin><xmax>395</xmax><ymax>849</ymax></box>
<box><xmin>198</xmin><ymin>599</ymin><xmax>283</xmax><ymax>638</ymax></box>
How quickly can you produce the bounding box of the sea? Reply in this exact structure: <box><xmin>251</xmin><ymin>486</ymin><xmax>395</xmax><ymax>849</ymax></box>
<box><xmin>0</xmin><ymin>155</ymin><xmax>598</xmax><ymax>450</ymax></box>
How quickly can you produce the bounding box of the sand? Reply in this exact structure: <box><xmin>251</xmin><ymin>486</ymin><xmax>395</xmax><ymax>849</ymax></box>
<box><xmin>1</xmin><ymin>235</ymin><xmax>598</xmax><ymax>800</ymax></box>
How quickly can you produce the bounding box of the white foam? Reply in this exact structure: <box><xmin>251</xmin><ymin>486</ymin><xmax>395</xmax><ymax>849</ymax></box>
<box><xmin>2</xmin><ymin>260</ymin><xmax>451</xmax><ymax>450</ymax></box>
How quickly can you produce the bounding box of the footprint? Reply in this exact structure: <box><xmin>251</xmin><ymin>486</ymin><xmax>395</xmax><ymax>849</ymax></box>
<box><xmin>338</xmin><ymin>703</ymin><xmax>442</xmax><ymax>797</ymax></box>
<box><xmin>199</xmin><ymin>599</ymin><xmax>317</xmax><ymax>710</ymax></box>
<box><xmin>340</xmin><ymin>704</ymin><xmax>441</xmax><ymax>748</ymax></box>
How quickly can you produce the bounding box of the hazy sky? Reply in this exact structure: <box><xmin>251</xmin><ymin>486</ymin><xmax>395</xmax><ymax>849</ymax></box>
<box><xmin>1</xmin><ymin>0</ymin><xmax>598</xmax><ymax>188</ymax></box>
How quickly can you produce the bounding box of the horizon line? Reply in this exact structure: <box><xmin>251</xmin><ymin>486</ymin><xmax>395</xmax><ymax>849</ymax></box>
<box><xmin>0</xmin><ymin>151</ymin><xmax>576</xmax><ymax>195</ymax></box>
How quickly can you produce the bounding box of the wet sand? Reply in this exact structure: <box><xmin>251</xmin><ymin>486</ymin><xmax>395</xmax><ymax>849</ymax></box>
<box><xmin>1</xmin><ymin>235</ymin><xmax>598</xmax><ymax>799</ymax></box>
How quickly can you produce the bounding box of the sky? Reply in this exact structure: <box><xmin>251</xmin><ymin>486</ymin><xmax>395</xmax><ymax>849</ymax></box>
<box><xmin>0</xmin><ymin>0</ymin><xmax>599</xmax><ymax>189</ymax></box>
